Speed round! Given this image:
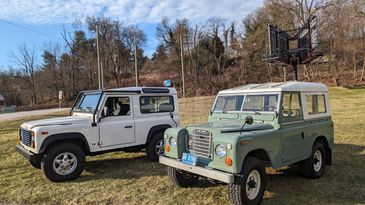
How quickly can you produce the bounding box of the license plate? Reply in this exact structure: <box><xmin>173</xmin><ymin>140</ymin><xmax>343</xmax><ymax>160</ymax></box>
<box><xmin>181</xmin><ymin>152</ymin><xmax>197</xmax><ymax>166</ymax></box>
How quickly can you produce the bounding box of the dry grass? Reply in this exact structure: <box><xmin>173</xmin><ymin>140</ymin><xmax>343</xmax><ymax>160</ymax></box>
<box><xmin>0</xmin><ymin>87</ymin><xmax>365</xmax><ymax>205</ymax></box>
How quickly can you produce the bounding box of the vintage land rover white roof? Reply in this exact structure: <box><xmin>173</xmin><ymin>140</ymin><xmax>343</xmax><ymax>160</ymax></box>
<box><xmin>219</xmin><ymin>81</ymin><xmax>328</xmax><ymax>94</ymax></box>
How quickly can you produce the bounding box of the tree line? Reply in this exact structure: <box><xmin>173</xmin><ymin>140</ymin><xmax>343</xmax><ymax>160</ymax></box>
<box><xmin>0</xmin><ymin>0</ymin><xmax>364</xmax><ymax>108</ymax></box>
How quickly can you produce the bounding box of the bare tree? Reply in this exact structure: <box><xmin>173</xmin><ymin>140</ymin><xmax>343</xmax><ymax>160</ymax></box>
<box><xmin>10</xmin><ymin>44</ymin><xmax>38</xmax><ymax>105</ymax></box>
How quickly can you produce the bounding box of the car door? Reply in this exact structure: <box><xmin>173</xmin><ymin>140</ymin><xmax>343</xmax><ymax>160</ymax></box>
<box><xmin>279</xmin><ymin>92</ymin><xmax>307</xmax><ymax>162</ymax></box>
<box><xmin>98</xmin><ymin>95</ymin><xmax>135</xmax><ymax>147</ymax></box>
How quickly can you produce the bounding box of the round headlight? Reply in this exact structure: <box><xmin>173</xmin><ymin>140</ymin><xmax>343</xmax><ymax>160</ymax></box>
<box><xmin>170</xmin><ymin>138</ymin><xmax>177</xmax><ymax>147</ymax></box>
<box><xmin>215</xmin><ymin>144</ymin><xmax>226</xmax><ymax>158</ymax></box>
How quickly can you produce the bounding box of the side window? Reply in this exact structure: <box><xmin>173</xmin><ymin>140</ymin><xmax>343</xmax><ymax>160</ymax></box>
<box><xmin>281</xmin><ymin>93</ymin><xmax>303</xmax><ymax>120</ymax></box>
<box><xmin>103</xmin><ymin>97</ymin><xmax>130</xmax><ymax>117</ymax></box>
<box><xmin>306</xmin><ymin>94</ymin><xmax>326</xmax><ymax>115</ymax></box>
<box><xmin>140</xmin><ymin>96</ymin><xmax>174</xmax><ymax>113</ymax></box>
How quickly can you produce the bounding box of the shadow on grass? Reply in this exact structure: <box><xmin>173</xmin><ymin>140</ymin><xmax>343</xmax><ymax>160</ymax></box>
<box><xmin>76</xmin><ymin>153</ymin><xmax>166</xmax><ymax>182</ymax></box>
<box><xmin>263</xmin><ymin>143</ymin><xmax>365</xmax><ymax>204</ymax></box>
<box><xmin>70</xmin><ymin>143</ymin><xmax>365</xmax><ymax>203</ymax></box>
<box><xmin>194</xmin><ymin>179</ymin><xmax>224</xmax><ymax>188</ymax></box>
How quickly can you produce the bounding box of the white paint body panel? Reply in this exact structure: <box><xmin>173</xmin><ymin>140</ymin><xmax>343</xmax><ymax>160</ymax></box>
<box><xmin>19</xmin><ymin>87</ymin><xmax>180</xmax><ymax>154</ymax></box>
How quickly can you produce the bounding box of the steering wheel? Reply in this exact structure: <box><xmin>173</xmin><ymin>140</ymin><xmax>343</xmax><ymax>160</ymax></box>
<box><xmin>260</xmin><ymin>105</ymin><xmax>276</xmax><ymax>111</ymax></box>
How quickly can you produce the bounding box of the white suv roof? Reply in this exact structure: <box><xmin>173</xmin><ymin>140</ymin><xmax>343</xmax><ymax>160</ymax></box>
<box><xmin>219</xmin><ymin>81</ymin><xmax>328</xmax><ymax>94</ymax></box>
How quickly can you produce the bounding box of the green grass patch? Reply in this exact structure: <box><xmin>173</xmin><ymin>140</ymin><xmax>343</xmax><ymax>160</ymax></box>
<box><xmin>0</xmin><ymin>88</ymin><xmax>364</xmax><ymax>204</ymax></box>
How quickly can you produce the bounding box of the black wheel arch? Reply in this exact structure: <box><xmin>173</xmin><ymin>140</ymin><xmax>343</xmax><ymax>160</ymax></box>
<box><xmin>244</xmin><ymin>149</ymin><xmax>272</xmax><ymax>167</ymax></box>
<box><xmin>39</xmin><ymin>132</ymin><xmax>90</xmax><ymax>155</ymax></box>
<box><xmin>145</xmin><ymin>124</ymin><xmax>172</xmax><ymax>144</ymax></box>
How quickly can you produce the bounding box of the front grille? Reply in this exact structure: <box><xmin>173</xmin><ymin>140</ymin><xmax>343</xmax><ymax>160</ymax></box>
<box><xmin>20</xmin><ymin>128</ymin><xmax>32</xmax><ymax>146</ymax></box>
<box><xmin>189</xmin><ymin>129</ymin><xmax>212</xmax><ymax>158</ymax></box>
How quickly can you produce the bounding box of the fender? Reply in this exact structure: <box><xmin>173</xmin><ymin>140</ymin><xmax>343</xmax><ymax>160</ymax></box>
<box><xmin>146</xmin><ymin>124</ymin><xmax>172</xmax><ymax>144</ymax></box>
<box><xmin>234</xmin><ymin>147</ymin><xmax>273</xmax><ymax>173</ymax></box>
<box><xmin>39</xmin><ymin>132</ymin><xmax>90</xmax><ymax>154</ymax></box>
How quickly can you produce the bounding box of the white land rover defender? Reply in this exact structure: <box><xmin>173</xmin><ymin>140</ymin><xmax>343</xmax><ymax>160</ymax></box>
<box><xmin>16</xmin><ymin>87</ymin><xmax>179</xmax><ymax>182</ymax></box>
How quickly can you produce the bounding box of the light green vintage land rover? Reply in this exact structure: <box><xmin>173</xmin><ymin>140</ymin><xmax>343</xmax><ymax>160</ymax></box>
<box><xmin>159</xmin><ymin>81</ymin><xmax>334</xmax><ymax>205</ymax></box>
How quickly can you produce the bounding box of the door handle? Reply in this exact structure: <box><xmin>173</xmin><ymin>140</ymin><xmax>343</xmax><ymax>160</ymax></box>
<box><xmin>125</xmin><ymin>125</ymin><xmax>133</xmax><ymax>128</ymax></box>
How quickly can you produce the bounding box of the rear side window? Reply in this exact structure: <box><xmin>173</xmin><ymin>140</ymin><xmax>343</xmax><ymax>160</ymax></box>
<box><xmin>306</xmin><ymin>94</ymin><xmax>326</xmax><ymax>115</ymax></box>
<box><xmin>140</xmin><ymin>96</ymin><xmax>174</xmax><ymax>113</ymax></box>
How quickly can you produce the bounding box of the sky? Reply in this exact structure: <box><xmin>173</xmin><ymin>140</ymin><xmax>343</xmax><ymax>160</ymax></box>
<box><xmin>0</xmin><ymin>0</ymin><xmax>264</xmax><ymax>70</ymax></box>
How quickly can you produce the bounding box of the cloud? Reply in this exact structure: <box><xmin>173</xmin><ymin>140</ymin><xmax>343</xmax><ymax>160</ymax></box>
<box><xmin>0</xmin><ymin>0</ymin><xmax>264</xmax><ymax>24</ymax></box>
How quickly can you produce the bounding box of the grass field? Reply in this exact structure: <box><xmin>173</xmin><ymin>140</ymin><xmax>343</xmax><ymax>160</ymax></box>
<box><xmin>0</xmin><ymin>87</ymin><xmax>365</xmax><ymax>205</ymax></box>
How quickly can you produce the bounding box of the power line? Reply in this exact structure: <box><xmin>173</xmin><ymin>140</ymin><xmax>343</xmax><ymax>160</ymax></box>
<box><xmin>0</xmin><ymin>18</ymin><xmax>61</xmax><ymax>40</ymax></box>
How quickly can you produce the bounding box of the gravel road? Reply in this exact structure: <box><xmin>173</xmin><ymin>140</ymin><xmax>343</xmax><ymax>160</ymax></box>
<box><xmin>0</xmin><ymin>108</ymin><xmax>69</xmax><ymax>122</ymax></box>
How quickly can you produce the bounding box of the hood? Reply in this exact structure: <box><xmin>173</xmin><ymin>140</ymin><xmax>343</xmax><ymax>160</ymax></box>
<box><xmin>188</xmin><ymin>122</ymin><xmax>274</xmax><ymax>133</ymax></box>
<box><xmin>22</xmin><ymin>116</ymin><xmax>92</xmax><ymax>129</ymax></box>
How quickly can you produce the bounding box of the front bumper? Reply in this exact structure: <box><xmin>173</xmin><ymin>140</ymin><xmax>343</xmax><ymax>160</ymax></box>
<box><xmin>159</xmin><ymin>156</ymin><xmax>234</xmax><ymax>184</ymax></box>
<box><xmin>15</xmin><ymin>144</ymin><xmax>42</xmax><ymax>164</ymax></box>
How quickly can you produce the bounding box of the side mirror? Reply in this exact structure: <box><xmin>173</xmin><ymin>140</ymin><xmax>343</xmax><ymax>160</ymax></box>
<box><xmin>245</xmin><ymin>116</ymin><xmax>253</xmax><ymax>125</ymax></box>
<box><xmin>170</xmin><ymin>112</ymin><xmax>178</xmax><ymax>127</ymax></box>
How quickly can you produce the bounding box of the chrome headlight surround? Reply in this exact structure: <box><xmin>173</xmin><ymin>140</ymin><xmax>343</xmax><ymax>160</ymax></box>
<box><xmin>215</xmin><ymin>144</ymin><xmax>226</xmax><ymax>158</ymax></box>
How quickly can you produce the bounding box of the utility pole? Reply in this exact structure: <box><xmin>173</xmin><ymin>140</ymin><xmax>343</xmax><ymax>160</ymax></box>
<box><xmin>96</xmin><ymin>24</ymin><xmax>102</xmax><ymax>89</ymax></box>
<box><xmin>134</xmin><ymin>36</ymin><xmax>138</xmax><ymax>87</ymax></box>
<box><xmin>180</xmin><ymin>34</ymin><xmax>185</xmax><ymax>98</ymax></box>
<box><xmin>101</xmin><ymin>62</ymin><xmax>104</xmax><ymax>89</ymax></box>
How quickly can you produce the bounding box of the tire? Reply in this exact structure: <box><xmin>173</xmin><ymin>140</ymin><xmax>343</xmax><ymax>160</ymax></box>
<box><xmin>167</xmin><ymin>167</ymin><xmax>198</xmax><ymax>187</ymax></box>
<box><xmin>300</xmin><ymin>142</ymin><xmax>326</xmax><ymax>179</ymax></box>
<box><xmin>29</xmin><ymin>160</ymin><xmax>41</xmax><ymax>169</ymax></box>
<box><xmin>146</xmin><ymin>132</ymin><xmax>164</xmax><ymax>162</ymax></box>
<box><xmin>41</xmin><ymin>143</ymin><xmax>85</xmax><ymax>182</ymax></box>
<box><xmin>228</xmin><ymin>157</ymin><xmax>266</xmax><ymax>205</ymax></box>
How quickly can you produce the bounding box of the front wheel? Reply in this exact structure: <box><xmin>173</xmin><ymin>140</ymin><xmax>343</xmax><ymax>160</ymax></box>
<box><xmin>167</xmin><ymin>167</ymin><xmax>198</xmax><ymax>187</ymax></box>
<box><xmin>228</xmin><ymin>157</ymin><xmax>266</xmax><ymax>205</ymax></box>
<box><xmin>300</xmin><ymin>142</ymin><xmax>326</xmax><ymax>179</ymax></box>
<box><xmin>146</xmin><ymin>132</ymin><xmax>164</xmax><ymax>162</ymax></box>
<box><xmin>41</xmin><ymin>143</ymin><xmax>85</xmax><ymax>182</ymax></box>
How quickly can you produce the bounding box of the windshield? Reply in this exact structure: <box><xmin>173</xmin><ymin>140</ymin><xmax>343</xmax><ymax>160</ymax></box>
<box><xmin>72</xmin><ymin>93</ymin><xmax>101</xmax><ymax>113</ymax></box>
<box><xmin>212</xmin><ymin>94</ymin><xmax>279</xmax><ymax>112</ymax></box>
<box><xmin>213</xmin><ymin>95</ymin><xmax>244</xmax><ymax>112</ymax></box>
<box><xmin>242</xmin><ymin>94</ymin><xmax>278</xmax><ymax>112</ymax></box>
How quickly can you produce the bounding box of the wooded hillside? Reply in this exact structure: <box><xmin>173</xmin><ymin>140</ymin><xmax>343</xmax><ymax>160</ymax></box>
<box><xmin>0</xmin><ymin>0</ymin><xmax>364</xmax><ymax>108</ymax></box>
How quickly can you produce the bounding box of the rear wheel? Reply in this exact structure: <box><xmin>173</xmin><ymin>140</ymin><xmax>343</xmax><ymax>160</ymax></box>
<box><xmin>41</xmin><ymin>143</ymin><xmax>85</xmax><ymax>182</ymax></box>
<box><xmin>146</xmin><ymin>132</ymin><xmax>164</xmax><ymax>162</ymax></box>
<box><xmin>228</xmin><ymin>157</ymin><xmax>266</xmax><ymax>205</ymax></box>
<box><xmin>167</xmin><ymin>167</ymin><xmax>198</xmax><ymax>187</ymax></box>
<box><xmin>300</xmin><ymin>142</ymin><xmax>326</xmax><ymax>179</ymax></box>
